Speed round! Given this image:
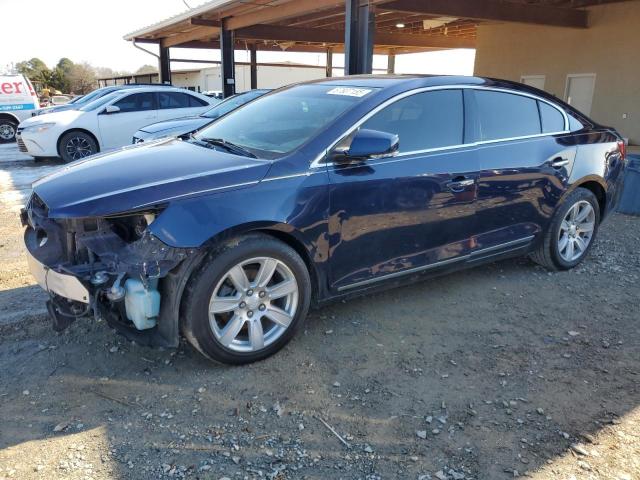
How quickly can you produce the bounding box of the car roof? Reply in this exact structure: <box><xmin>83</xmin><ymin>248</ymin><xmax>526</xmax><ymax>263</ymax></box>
<box><xmin>109</xmin><ymin>86</ymin><xmax>205</xmax><ymax>95</ymax></box>
<box><xmin>300</xmin><ymin>74</ymin><xmax>585</xmax><ymax>117</ymax></box>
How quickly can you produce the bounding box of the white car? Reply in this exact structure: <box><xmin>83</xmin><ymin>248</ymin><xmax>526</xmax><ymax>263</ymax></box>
<box><xmin>17</xmin><ymin>87</ymin><xmax>214</xmax><ymax>162</ymax></box>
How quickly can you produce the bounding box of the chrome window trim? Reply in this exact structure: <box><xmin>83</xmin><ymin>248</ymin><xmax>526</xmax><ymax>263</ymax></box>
<box><xmin>310</xmin><ymin>85</ymin><xmax>570</xmax><ymax>169</ymax></box>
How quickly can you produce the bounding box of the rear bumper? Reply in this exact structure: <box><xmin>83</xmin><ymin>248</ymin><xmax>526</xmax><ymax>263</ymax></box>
<box><xmin>25</xmin><ymin>243</ymin><xmax>89</xmax><ymax>303</ymax></box>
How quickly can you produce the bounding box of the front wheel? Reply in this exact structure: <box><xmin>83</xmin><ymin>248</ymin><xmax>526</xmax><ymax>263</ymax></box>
<box><xmin>182</xmin><ymin>234</ymin><xmax>311</xmax><ymax>364</ymax></box>
<box><xmin>0</xmin><ymin>119</ymin><xmax>17</xmax><ymax>143</ymax></box>
<box><xmin>59</xmin><ymin>131</ymin><xmax>98</xmax><ymax>163</ymax></box>
<box><xmin>531</xmin><ymin>187</ymin><xmax>600</xmax><ymax>270</ymax></box>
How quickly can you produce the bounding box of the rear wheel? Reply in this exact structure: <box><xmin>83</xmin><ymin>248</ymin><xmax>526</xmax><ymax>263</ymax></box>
<box><xmin>0</xmin><ymin>119</ymin><xmax>17</xmax><ymax>143</ymax></box>
<box><xmin>182</xmin><ymin>234</ymin><xmax>311</xmax><ymax>364</ymax></box>
<box><xmin>59</xmin><ymin>131</ymin><xmax>98</xmax><ymax>163</ymax></box>
<box><xmin>531</xmin><ymin>187</ymin><xmax>600</xmax><ymax>270</ymax></box>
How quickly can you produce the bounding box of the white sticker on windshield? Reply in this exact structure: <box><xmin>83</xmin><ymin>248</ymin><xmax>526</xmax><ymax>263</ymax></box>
<box><xmin>327</xmin><ymin>87</ymin><xmax>372</xmax><ymax>97</ymax></box>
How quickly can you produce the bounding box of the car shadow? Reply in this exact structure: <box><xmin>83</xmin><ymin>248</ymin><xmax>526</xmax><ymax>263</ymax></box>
<box><xmin>1</xmin><ymin>248</ymin><xmax>638</xmax><ymax>478</ymax></box>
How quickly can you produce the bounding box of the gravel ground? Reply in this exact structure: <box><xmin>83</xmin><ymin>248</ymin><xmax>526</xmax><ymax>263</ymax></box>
<box><xmin>1</xmin><ymin>143</ymin><xmax>639</xmax><ymax>480</ymax></box>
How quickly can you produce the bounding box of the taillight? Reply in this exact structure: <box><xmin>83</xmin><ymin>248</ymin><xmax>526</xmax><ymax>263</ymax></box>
<box><xmin>617</xmin><ymin>140</ymin><xmax>626</xmax><ymax>161</ymax></box>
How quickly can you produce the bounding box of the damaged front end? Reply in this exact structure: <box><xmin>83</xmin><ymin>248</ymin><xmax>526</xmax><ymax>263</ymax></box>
<box><xmin>22</xmin><ymin>192</ymin><xmax>196</xmax><ymax>346</ymax></box>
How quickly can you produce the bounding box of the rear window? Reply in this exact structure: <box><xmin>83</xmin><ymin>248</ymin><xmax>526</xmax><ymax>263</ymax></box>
<box><xmin>539</xmin><ymin>101</ymin><xmax>566</xmax><ymax>133</ymax></box>
<box><xmin>159</xmin><ymin>92</ymin><xmax>207</xmax><ymax>109</ymax></box>
<box><xmin>113</xmin><ymin>92</ymin><xmax>155</xmax><ymax>112</ymax></box>
<box><xmin>475</xmin><ymin>90</ymin><xmax>541</xmax><ymax>141</ymax></box>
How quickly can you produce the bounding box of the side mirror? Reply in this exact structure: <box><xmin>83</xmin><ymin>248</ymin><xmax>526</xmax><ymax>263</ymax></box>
<box><xmin>343</xmin><ymin>129</ymin><xmax>399</xmax><ymax>161</ymax></box>
<box><xmin>104</xmin><ymin>105</ymin><xmax>120</xmax><ymax>114</ymax></box>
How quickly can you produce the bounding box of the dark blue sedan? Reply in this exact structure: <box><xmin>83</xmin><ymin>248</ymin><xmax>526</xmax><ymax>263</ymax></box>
<box><xmin>22</xmin><ymin>75</ymin><xmax>627</xmax><ymax>364</ymax></box>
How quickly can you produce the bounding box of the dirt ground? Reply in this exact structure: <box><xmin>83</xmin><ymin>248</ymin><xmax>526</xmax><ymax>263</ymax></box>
<box><xmin>1</xmin><ymin>143</ymin><xmax>639</xmax><ymax>480</ymax></box>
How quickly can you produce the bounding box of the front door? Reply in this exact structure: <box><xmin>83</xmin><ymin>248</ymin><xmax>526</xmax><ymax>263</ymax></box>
<box><xmin>327</xmin><ymin>89</ymin><xmax>479</xmax><ymax>291</ymax></box>
<box><xmin>98</xmin><ymin>92</ymin><xmax>157</xmax><ymax>150</ymax></box>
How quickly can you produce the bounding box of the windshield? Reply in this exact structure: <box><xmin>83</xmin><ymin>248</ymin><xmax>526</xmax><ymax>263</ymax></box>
<box><xmin>194</xmin><ymin>84</ymin><xmax>378</xmax><ymax>158</ymax></box>
<box><xmin>74</xmin><ymin>87</ymin><xmax>113</xmax><ymax>105</ymax></box>
<box><xmin>202</xmin><ymin>90</ymin><xmax>268</xmax><ymax>119</ymax></box>
<box><xmin>78</xmin><ymin>91</ymin><xmax>125</xmax><ymax>111</ymax></box>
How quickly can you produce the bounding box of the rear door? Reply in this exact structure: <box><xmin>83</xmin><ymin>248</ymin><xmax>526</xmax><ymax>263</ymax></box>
<box><xmin>327</xmin><ymin>88</ymin><xmax>479</xmax><ymax>291</ymax></box>
<box><xmin>469</xmin><ymin>88</ymin><xmax>576</xmax><ymax>257</ymax></box>
<box><xmin>98</xmin><ymin>92</ymin><xmax>157</xmax><ymax>149</ymax></box>
<box><xmin>157</xmin><ymin>91</ymin><xmax>209</xmax><ymax>121</ymax></box>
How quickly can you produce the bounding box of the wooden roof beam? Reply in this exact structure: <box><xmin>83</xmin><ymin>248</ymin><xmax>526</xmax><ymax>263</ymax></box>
<box><xmin>379</xmin><ymin>0</ymin><xmax>589</xmax><ymax>28</ymax></box>
<box><xmin>161</xmin><ymin>26</ymin><xmax>220</xmax><ymax>48</ymax></box>
<box><xmin>225</xmin><ymin>0</ymin><xmax>344</xmax><ymax>30</ymax></box>
<box><xmin>235</xmin><ymin>24</ymin><xmax>476</xmax><ymax>48</ymax></box>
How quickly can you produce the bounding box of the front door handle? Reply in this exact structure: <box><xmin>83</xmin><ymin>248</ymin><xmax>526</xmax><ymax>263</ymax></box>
<box><xmin>550</xmin><ymin>157</ymin><xmax>570</xmax><ymax>169</ymax></box>
<box><xmin>446</xmin><ymin>176</ymin><xmax>476</xmax><ymax>193</ymax></box>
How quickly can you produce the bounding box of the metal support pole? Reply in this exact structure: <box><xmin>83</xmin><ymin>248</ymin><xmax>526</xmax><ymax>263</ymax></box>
<box><xmin>326</xmin><ymin>48</ymin><xmax>333</xmax><ymax>77</ymax></box>
<box><xmin>158</xmin><ymin>46</ymin><xmax>171</xmax><ymax>84</ymax></box>
<box><xmin>249</xmin><ymin>44</ymin><xmax>258</xmax><ymax>90</ymax></box>
<box><xmin>220</xmin><ymin>19</ymin><xmax>236</xmax><ymax>98</ymax></box>
<box><xmin>344</xmin><ymin>0</ymin><xmax>374</xmax><ymax>75</ymax></box>
<box><xmin>387</xmin><ymin>51</ymin><xmax>395</xmax><ymax>74</ymax></box>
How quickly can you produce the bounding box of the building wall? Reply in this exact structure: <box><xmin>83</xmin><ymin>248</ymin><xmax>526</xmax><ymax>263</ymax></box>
<box><xmin>199</xmin><ymin>65</ymin><xmax>327</xmax><ymax>93</ymax></box>
<box><xmin>474</xmin><ymin>1</ymin><xmax>640</xmax><ymax>143</ymax></box>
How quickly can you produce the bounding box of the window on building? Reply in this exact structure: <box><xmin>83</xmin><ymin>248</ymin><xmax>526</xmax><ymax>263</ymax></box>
<box><xmin>362</xmin><ymin>89</ymin><xmax>464</xmax><ymax>152</ymax></box>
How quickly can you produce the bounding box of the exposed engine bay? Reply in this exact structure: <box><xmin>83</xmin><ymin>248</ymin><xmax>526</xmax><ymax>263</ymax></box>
<box><xmin>21</xmin><ymin>192</ymin><xmax>194</xmax><ymax>345</ymax></box>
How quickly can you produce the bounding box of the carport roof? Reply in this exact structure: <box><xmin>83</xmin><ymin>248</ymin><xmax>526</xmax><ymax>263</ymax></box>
<box><xmin>123</xmin><ymin>0</ymin><xmax>626</xmax><ymax>54</ymax></box>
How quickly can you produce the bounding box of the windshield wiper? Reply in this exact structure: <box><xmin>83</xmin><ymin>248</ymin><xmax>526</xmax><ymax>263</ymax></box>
<box><xmin>196</xmin><ymin>137</ymin><xmax>257</xmax><ymax>158</ymax></box>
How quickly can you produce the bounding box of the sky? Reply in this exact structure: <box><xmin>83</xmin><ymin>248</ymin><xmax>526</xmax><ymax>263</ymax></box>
<box><xmin>0</xmin><ymin>0</ymin><xmax>475</xmax><ymax>76</ymax></box>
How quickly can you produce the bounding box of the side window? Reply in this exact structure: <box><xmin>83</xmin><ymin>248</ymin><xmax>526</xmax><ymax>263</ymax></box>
<box><xmin>188</xmin><ymin>95</ymin><xmax>208</xmax><ymax>107</ymax></box>
<box><xmin>113</xmin><ymin>92</ymin><xmax>155</xmax><ymax>113</ymax></box>
<box><xmin>475</xmin><ymin>90</ymin><xmax>541</xmax><ymax>141</ymax></box>
<box><xmin>361</xmin><ymin>89</ymin><xmax>464</xmax><ymax>153</ymax></box>
<box><xmin>159</xmin><ymin>92</ymin><xmax>193</xmax><ymax>109</ymax></box>
<box><xmin>539</xmin><ymin>101</ymin><xmax>566</xmax><ymax>133</ymax></box>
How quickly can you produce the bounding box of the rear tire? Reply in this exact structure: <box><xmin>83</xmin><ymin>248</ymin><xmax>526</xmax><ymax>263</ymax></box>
<box><xmin>182</xmin><ymin>234</ymin><xmax>311</xmax><ymax>364</ymax></box>
<box><xmin>0</xmin><ymin>119</ymin><xmax>17</xmax><ymax>143</ymax></box>
<box><xmin>59</xmin><ymin>131</ymin><xmax>98</xmax><ymax>163</ymax></box>
<box><xmin>530</xmin><ymin>187</ymin><xmax>600</xmax><ymax>271</ymax></box>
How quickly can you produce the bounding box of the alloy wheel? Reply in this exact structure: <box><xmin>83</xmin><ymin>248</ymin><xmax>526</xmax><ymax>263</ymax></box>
<box><xmin>65</xmin><ymin>136</ymin><xmax>93</xmax><ymax>160</ymax></box>
<box><xmin>557</xmin><ymin>200</ymin><xmax>596</xmax><ymax>262</ymax></box>
<box><xmin>0</xmin><ymin>123</ymin><xmax>15</xmax><ymax>140</ymax></box>
<box><xmin>208</xmin><ymin>257</ymin><xmax>299</xmax><ymax>352</ymax></box>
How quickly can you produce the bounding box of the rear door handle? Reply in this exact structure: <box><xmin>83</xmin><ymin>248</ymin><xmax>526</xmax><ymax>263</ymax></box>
<box><xmin>550</xmin><ymin>157</ymin><xmax>570</xmax><ymax>169</ymax></box>
<box><xmin>446</xmin><ymin>176</ymin><xmax>476</xmax><ymax>192</ymax></box>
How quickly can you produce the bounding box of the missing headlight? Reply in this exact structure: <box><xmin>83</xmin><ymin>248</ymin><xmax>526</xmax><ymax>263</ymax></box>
<box><xmin>106</xmin><ymin>210</ymin><xmax>160</xmax><ymax>243</ymax></box>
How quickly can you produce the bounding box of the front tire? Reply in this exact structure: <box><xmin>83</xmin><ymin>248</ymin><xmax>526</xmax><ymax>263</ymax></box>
<box><xmin>0</xmin><ymin>119</ymin><xmax>17</xmax><ymax>143</ymax></box>
<box><xmin>182</xmin><ymin>234</ymin><xmax>311</xmax><ymax>364</ymax></box>
<box><xmin>59</xmin><ymin>131</ymin><xmax>98</xmax><ymax>163</ymax></box>
<box><xmin>531</xmin><ymin>187</ymin><xmax>600</xmax><ymax>271</ymax></box>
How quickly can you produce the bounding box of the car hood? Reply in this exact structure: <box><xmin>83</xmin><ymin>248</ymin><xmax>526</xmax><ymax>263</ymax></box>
<box><xmin>36</xmin><ymin>104</ymin><xmax>73</xmax><ymax>115</ymax></box>
<box><xmin>20</xmin><ymin>109</ymin><xmax>82</xmax><ymax>127</ymax></box>
<box><xmin>139</xmin><ymin>116</ymin><xmax>211</xmax><ymax>134</ymax></box>
<box><xmin>32</xmin><ymin>139</ymin><xmax>272</xmax><ymax>218</ymax></box>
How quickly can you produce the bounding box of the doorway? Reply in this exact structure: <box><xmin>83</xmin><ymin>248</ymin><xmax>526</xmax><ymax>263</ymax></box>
<box><xmin>565</xmin><ymin>74</ymin><xmax>596</xmax><ymax>116</ymax></box>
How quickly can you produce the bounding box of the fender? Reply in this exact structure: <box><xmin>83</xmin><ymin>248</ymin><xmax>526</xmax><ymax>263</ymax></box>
<box><xmin>148</xmin><ymin>169</ymin><xmax>331</xmax><ymax>291</ymax></box>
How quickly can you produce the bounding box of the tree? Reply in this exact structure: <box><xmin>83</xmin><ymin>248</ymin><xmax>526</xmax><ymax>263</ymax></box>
<box><xmin>15</xmin><ymin>58</ymin><xmax>51</xmax><ymax>84</ymax></box>
<box><xmin>68</xmin><ymin>62</ymin><xmax>97</xmax><ymax>94</ymax></box>
<box><xmin>49</xmin><ymin>58</ymin><xmax>75</xmax><ymax>92</ymax></box>
<box><xmin>135</xmin><ymin>64</ymin><xmax>158</xmax><ymax>75</ymax></box>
